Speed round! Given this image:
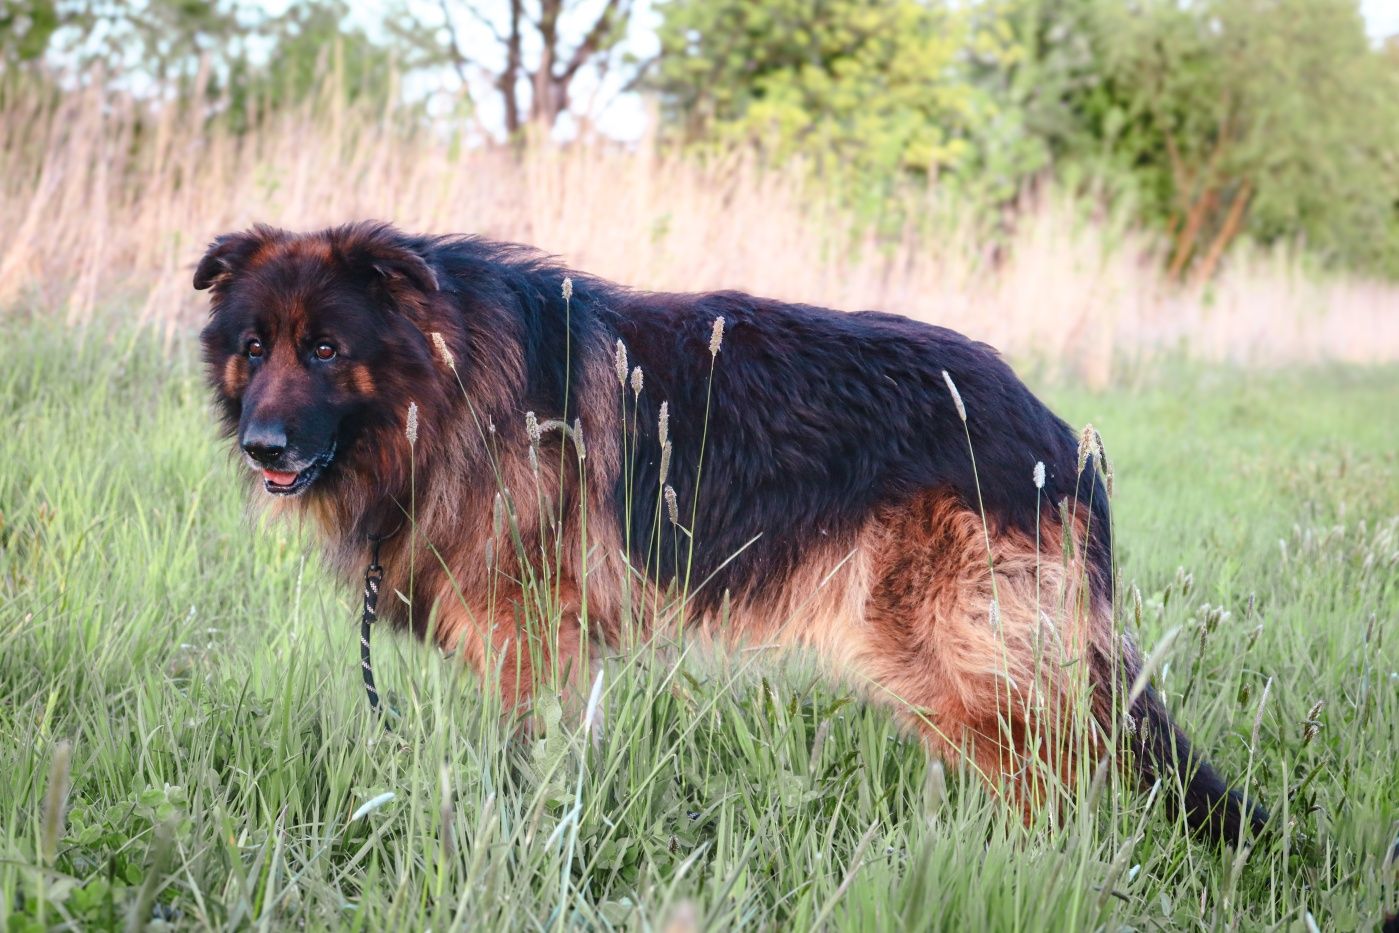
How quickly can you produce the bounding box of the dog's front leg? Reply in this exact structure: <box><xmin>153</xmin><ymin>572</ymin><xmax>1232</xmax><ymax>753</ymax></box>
<box><xmin>435</xmin><ymin>591</ymin><xmax>584</xmax><ymax>722</ymax></box>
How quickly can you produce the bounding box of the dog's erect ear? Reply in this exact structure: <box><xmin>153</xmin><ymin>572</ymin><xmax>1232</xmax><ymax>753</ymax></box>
<box><xmin>339</xmin><ymin>222</ymin><xmax>440</xmax><ymax>298</ymax></box>
<box><xmin>193</xmin><ymin>225</ymin><xmax>283</xmax><ymax>291</ymax></box>
<box><xmin>369</xmin><ymin>249</ymin><xmax>439</xmax><ymax>295</ymax></box>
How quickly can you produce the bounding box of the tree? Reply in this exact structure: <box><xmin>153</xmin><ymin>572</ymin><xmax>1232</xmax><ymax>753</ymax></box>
<box><xmin>1</xmin><ymin>1</ymin><xmax>403</xmax><ymax>127</ymax></box>
<box><xmin>394</xmin><ymin>0</ymin><xmax>645</xmax><ymax>139</ymax></box>
<box><xmin>1075</xmin><ymin>0</ymin><xmax>1399</xmax><ymax>280</ymax></box>
<box><xmin>234</xmin><ymin>1</ymin><xmax>401</xmax><ymax>119</ymax></box>
<box><xmin>653</xmin><ymin>0</ymin><xmax>1399</xmax><ymax>279</ymax></box>
<box><xmin>12</xmin><ymin>0</ymin><xmax>249</xmax><ymax>90</ymax></box>
<box><xmin>657</xmin><ymin>0</ymin><xmax>980</xmax><ymax>203</ymax></box>
<box><xmin>0</xmin><ymin>0</ymin><xmax>64</xmax><ymax>63</ymax></box>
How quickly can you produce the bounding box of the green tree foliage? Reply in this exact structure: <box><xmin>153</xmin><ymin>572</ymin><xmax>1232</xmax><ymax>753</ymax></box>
<box><xmin>0</xmin><ymin>1</ymin><xmax>395</xmax><ymax>123</ymax></box>
<box><xmin>227</xmin><ymin>1</ymin><xmax>401</xmax><ymax>124</ymax></box>
<box><xmin>0</xmin><ymin>0</ymin><xmax>63</xmax><ymax>62</ymax></box>
<box><xmin>2</xmin><ymin>0</ymin><xmax>247</xmax><ymax>87</ymax></box>
<box><xmin>656</xmin><ymin>0</ymin><xmax>1399</xmax><ymax>278</ymax></box>
<box><xmin>654</xmin><ymin>0</ymin><xmax>1044</xmax><ymax>217</ymax></box>
<box><xmin>1063</xmin><ymin>0</ymin><xmax>1399</xmax><ymax>279</ymax></box>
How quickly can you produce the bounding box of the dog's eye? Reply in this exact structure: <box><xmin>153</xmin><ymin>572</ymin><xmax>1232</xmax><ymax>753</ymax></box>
<box><xmin>246</xmin><ymin>339</ymin><xmax>264</xmax><ymax>359</ymax></box>
<box><xmin>314</xmin><ymin>343</ymin><xmax>337</xmax><ymax>361</ymax></box>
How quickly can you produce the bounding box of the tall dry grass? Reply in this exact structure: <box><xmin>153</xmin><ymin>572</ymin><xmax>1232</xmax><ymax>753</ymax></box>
<box><xmin>2</xmin><ymin>75</ymin><xmax>1397</xmax><ymax>384</ymax></box>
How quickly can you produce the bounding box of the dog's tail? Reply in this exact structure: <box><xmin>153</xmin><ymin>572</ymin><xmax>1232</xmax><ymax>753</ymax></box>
<box><xmin>1093</xmin><ymin>641</ymin><xmax>1269</xmax><ymax>844</ymax></box>
<box><xmin>1072</xmin><ymin>462</ymin><xmax>1266</xmax><ymax>845</ymax></box>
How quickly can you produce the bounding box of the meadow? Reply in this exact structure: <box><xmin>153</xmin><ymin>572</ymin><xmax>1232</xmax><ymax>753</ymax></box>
<box><xmin>2</xmin><ymin>321</ymin><xmax>1395</xmax><ymax>930</ymax></box>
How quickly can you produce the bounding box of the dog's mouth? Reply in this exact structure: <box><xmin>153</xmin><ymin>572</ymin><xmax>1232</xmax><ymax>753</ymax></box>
<box><xmin>260</xmin><ymin>444</ymin><xmax>336</xmax><ymax>497</ymax></box>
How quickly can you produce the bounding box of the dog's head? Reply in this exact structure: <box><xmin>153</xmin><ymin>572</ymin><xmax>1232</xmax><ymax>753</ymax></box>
<box><xmin>195</xmin><ymin>222</ymin><xmax>442</xmax><ymax>498</ymax></box>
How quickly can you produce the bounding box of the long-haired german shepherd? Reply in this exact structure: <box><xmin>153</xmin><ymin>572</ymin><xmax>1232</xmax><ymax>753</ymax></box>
<box><xmin>196</xmin><ymin>221</ymin><xmax>1266</xmax><ymax>843</ymax></box>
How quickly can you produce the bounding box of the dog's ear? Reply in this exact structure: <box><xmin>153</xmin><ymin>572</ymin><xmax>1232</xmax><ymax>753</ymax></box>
<box><xmin>368</xmin><ymin>248</ymin><xmax>439</xmax><ymax>295</ymax></box>
<box><xmin>193</xmin><ymin>225</ymin><xmax>283</xmax><ymax>291</ymax></box>
<box><xmin>339</xmin><ymin>222</ymin><xmax>440</xmax><ymax>299</ymax></box>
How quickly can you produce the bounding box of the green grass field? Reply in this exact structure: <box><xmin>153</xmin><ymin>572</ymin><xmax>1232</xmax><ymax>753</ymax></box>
<box><xmin>2</xmin><ymin>324</ymin><xmax>1396</xmax><ymax>931</ymax></box>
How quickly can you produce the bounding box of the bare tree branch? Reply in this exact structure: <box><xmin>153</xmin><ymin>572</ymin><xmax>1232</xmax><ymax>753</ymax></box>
<box><xmin>458</xmin><ymin>1</ymin><xmax>508</xmax><ymax>45</ymax></box>
<box><xmin>436</xmin><ymin>0</ymin><xmax>639</xmax><ymax>136</ymax></box>
<box><xmin>436</xmin><ymin>0</ymin><xmax>475</xmax><ymax>90</ymax></box>
<box><xmin>501</xmin><ymin>0</ymin><xmax>524</xmax><ymax>134</ymax></box>
<box><xmin>615</xmin><ymin>53</ymin><xmax>656</xmax><ymax>95</ymax></box>
<box><xmin>558</xmin><ymin>0</ymin><xmax>626</xmax><ymax>84</ymax></box>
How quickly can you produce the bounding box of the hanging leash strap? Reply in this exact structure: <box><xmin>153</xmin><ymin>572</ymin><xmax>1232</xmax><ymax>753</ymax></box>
<box><xmin>361</xmin><ymin>537</ymin><xmax>385</xmax><ymax>716</ymax></box>
<box><xmin>360</xmin><ymin>521</ymin><xmax>404</xmax><ymax>720</ymax></box>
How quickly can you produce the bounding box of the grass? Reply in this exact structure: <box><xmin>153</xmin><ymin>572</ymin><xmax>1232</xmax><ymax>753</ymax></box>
<box><xmin>1</xmin><ymin>323</ymin><xmax>1396</xmax><ymax>930</ymax></box>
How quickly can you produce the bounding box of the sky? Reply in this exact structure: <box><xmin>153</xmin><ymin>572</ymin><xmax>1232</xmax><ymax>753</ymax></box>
<box><xmin>1360</xmin><ymin>0</ymin><xmax>1399</xmax><ymax>38</ymax></box>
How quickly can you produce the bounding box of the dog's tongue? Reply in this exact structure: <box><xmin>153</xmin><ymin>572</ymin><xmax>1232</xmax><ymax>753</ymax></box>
<box><xmin>263</xmin><ymin>469</ymin><xmax>299</xmax><ymax>487</ymax></box>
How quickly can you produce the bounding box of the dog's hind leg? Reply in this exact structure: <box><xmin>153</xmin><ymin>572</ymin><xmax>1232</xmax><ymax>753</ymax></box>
<box><xmin>859</xmin><ymin>489</ymin><xmax>1103</xmax><ymax>826</ymax></box>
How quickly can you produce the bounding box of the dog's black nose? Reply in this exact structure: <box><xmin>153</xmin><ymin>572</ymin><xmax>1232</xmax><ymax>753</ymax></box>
<box><xmin>241</xmin><ymin>425</ymin><xmax>287</xmax><ymax>465</ymax></box>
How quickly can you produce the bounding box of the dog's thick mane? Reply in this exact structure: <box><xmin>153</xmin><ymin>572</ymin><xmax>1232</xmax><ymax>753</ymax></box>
<box><xmin>283</xmin><ymin>227</ymin><xmax>625</xmax><ymax>602</ymax></box>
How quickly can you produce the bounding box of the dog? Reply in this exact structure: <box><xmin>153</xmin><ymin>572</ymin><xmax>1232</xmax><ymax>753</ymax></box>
<box><xmin>196</xmin><ymin>220</ymin><xmax>1266</xmax><ymax>843</ymax></box>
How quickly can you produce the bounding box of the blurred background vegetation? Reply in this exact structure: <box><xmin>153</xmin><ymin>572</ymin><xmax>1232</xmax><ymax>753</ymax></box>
<box><xmin>5</xmin><ymin>0</ymin><xmax>1397</xmax><ymax>280</ymax></box>
<box><xmin>2</xmin><ymin>0</ymin><xmax>1397</xmax><ymax>383</ymax></box>
<box><xmin>659</xmin><ymin>0</ymin><xmax>1399</xmax><ymax>282</ymax></box>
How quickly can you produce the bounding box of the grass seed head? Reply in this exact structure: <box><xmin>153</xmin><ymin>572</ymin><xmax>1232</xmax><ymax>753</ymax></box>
<box><xmin>1246</xmin><ymin>622</ymin><xmax>1265</xmax><ymax>649</ymax></box>
<box><xmin>430</xmin><ymin>332</ymin><xmax>455</xmax><ymax>369</ymax></box>
<box><xmin>660</xmin><ymin>440</ymin><xmax>672</xmax><ymax>484</ymax></box>
<box><xmin>525</xmin><ymin>410</ymin><xmax>540</xmax><ymax>445</ymax></box>
<box><xmin>1076</xmin><ymin>423</ymin><xmax>1095</xmax><ymax>474</ymax></box>
<box><xmin>561</xmin><ymin>276</ymin><xmax>573</xmax><ymax>302</ymax></box>
<box><xmin>614</xmin><ymin>340</ymin><xmax>628</xmax><ymax>387</ymax></box>
<box><xmin>1033</xmin><ymin>460</ymin><xmax>1045</xmax><ymax>489</ymax></box>
<box><xmin>406</xmin><ymin>401</ymin><xmax>419</xmax><ymax>445</ymax></box>
<box><xmin>662</xmin><ymin>901</ymin><xmax>698</xmax><ymax>933</ymax></box>
<box><xmin>941</xmin><ymin>370</ymin><xmax>966</xmax><ymax>422</ymax></box>
<box><xmin>709</xmin><ymin>316</ymin><xmax>725</xmax><ymax>356</ymax></box>
<box><xmin>1301</xmin><ymin>699</ymin><xmax>1325</xmax><ymax>744</ymax></box>
<box><xmin>630</xmin><ymin>365</ymin><xmax>643</xmax><ymax>397</ymax></box>
<box><xmin>1252</xmin><ymin>676</ymin><xmax>1274</xmax><ymax>752</ymax></box>
<box><xmin>573</xmin><ymin>417</ymin><xmax>586</xmax><ymax>460</ymax></box>
<box><xmin>658</xmin><ymin>401</ymin><xmax>669</xmax><ymax>448</ymax></box>
<box><xmin>665</xmin><ymin>484</ymin><xmax>679</xmax><ymax>525</ymax></box>
<box><xmin>924</xmin><ymin>759</ymin><xmax>947</xmax><ymax>816</ymax></box>
<box><xmin>1091</xmin><ymin>425</ymin><xmax>1114</xmax><ymax>496</ymax></box>
<box><xmin>41</xmin><ymin>740</ymin><xmax>72</xmax><ymax>866</ymax></box>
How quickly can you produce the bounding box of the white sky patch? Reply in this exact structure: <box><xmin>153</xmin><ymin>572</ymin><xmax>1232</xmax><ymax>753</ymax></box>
<box><xmin>1360</xmin><ymin>0</ymin><xmax>1399</xmax><ymax>39</ymax></box>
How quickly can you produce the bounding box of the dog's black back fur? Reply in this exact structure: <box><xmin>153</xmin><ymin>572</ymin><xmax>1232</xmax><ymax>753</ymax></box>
<box><xmin>608</xmin><ymin>292</ymin><xmax>1111</xmax><ymax>608</ymax></box>
<box><xmin>402</xmin><ymin>232</ymin><xmax>1111</xmax><ymax>608</ymax></box>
